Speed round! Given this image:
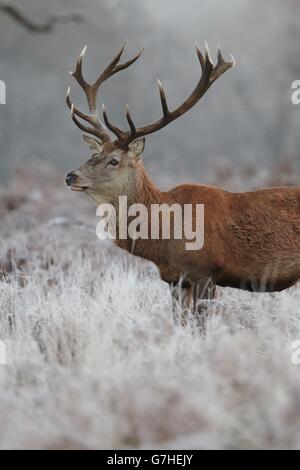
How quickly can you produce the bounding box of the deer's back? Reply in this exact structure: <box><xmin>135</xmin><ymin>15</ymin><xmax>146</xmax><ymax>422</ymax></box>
<box><xmin>167</xmin><ymin>184</ymin><xmax>300</xmax><ymax>290</ymax></box>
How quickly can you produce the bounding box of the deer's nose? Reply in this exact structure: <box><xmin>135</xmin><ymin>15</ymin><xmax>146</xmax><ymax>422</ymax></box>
<box><xmin>65</xmin><ymin>173</ymin><xmax>78</xmax><ymax>186</ymax></box>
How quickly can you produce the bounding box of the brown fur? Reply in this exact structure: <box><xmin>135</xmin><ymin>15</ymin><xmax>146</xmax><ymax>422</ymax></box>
<box><xmin>67</xmin><ymin>140</ymin><xmax>300</xmax><ymax>315</ymax></box>
<box><xmin>65</xmin><ymin>43</ymin><xmax>298</xmax><ymax>315</ymax></box>
<box><xmin>116</xmin><ymin>163</ymin><xmax>300</xmax><ymax>294</ymax></box>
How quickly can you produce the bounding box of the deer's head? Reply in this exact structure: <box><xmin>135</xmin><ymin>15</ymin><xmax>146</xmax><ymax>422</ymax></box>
<box><xmin>65</xmin><ymin>43</ymin><xmax>235</xmax><ymax>202</ymax></box>
<box><xmin>66</xmin><ymin>135</ymin><xmax>145</xmax><ymax>203</ymax></box>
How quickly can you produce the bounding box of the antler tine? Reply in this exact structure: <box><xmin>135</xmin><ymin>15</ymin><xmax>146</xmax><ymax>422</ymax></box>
<box><xmin>103</xmin><ymin>102</ymin><xmax>137</xmax><ymax>145</ymax></box>
<box><xmin>113</xmin><ymin>48</ymin><xmax>143</xmax><ymax>74</ymax></box>
<box><xmin>70</xmin><ymin>45</ymin><xmax>87</xmax><ymax>90</ymax></box>
<box><xmin>157</xmin><ymin>79</ymin><xmax>169</xmax><ymax>116</ymax></box>
<box><xmin>195</xmin><ymin>42</ymin><xmax>205</xmax><ymax>72</ymax></box>
<box><xmin>217</xmin><ymin>46</ymin><xmax>226</xmax><ymax>65</ymax></box>
<box><xmin>105</xmin><ymin>43</ymin><xmax>235</xmax><ymax>149</ymax></box>
<box><xmin>94</xmin><ymin>43</ymin><xmax>143</xmax><ymax>88</ymax></box>
<box><xmin>68</xmin><ymin>45</ymin><xmax>110</xmax><ymax>140</ymax></box>
<box><xmin>66</xmin><ymin>86</ymin><xmax>101</xmax><ymax>128</ymax></box>
<box><xmin>217</xmin><ymin>46</ymin><xmax>236</xmax><ymax>68</ymax></box>
<box><xmin>197</xmin><ymin>41</ymin><xmax>213</xmax><ymax>85</ymax></box>
<box><xmin>70</xmin><ymin>45</ymin><xmax>98</xmax><ymax>113</ymax></box>
<box><xmin>102</xmin><ymin>104</ymin><xmax>125</xmax><ymax>141</ymax></box>
<box><xmin>66</xmin><ymin>86</ymin><xmax>111</xmax><ymax>142</ymax></box>
<box><xmin>84</xmin><ymin>42</ymin><xmax>143</xmax><ymax>113</ymax></box>
<box><xmin>204</xmin><ymin>41</ymin><xmax>214</xmax><ymax>70</ymax></box>
<box><xmin>210</xmin><ymin>45</ymin><xmax>236</xmax><ymax>84</ymax></box>
<box><xmin>125</xmin><ymin>104</ymin><xmax>136</xmax><ymax>135</ymax></box>
<box><xmin>69</xmin><ymin>104</ymin><xmax>108</xmax><ymax>140</ymax></box>
<box><xmin>67</xmin><ymin>43</ymin><xmax>143</xmax><ymax>143</ymax></box>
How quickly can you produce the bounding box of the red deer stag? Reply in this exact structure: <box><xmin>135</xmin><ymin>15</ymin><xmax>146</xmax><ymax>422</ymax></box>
<box><xmin>66</xmin><ymin>43</ymin><xmax>300</xmax><ymax>316</ymax></box>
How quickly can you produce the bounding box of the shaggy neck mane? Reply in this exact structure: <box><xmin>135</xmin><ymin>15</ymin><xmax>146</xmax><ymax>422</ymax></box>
<box><xmin>129</xmin><ymin>163</ymin><xmax>165</xmax><ymax>206</ymax></box>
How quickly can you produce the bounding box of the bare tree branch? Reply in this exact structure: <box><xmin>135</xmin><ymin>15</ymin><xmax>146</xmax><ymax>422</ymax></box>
<box><xmin>0</xmin><ymin>3</ymin><xmax>83</xmax><ymax>33</ymax></box>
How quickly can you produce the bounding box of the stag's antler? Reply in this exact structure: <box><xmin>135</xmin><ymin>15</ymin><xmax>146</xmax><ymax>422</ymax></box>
<box><xmin>66</xmin><ymin>43</ymin><xmax>143</xmax><ymax>143</ymax></box>
<box><xmin>102</xmin><ymin>42</ymin><xmax>235</xmax><ymax>149</ymax></box>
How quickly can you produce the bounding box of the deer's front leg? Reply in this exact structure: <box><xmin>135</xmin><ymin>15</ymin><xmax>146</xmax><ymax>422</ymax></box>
<box><xmin>172</xmin><ymin>283</ymin><xmax>193</xmax><ymax>308</ymax></box>
<box><xmin>170</xmin><ymin>281</ymin><xmax>193</xmax><ymax>326</ymax></box>
<box><xmin>191</xmin><ymin>278</ymin><xmax>216</xmax><ymax>329</ymax></box>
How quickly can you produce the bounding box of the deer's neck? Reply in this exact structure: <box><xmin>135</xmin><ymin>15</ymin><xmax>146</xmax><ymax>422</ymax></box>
<box><xmin>128</xmin><ymin>163</ymin><xmax>165</xmax><ymax>207</ymax></box>
<box><xmin>114</xmin><ymin>164</ymin><xmax>166</xmax><ymax>253</ymax></box>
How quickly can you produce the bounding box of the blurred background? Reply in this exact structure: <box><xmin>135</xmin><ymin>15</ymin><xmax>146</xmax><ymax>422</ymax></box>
<box><xmin>1</xmin><ymin>2</ymin><xmax>300</xmax><ymax>450</ymax></box>
<box><xmin>0</xmin><ymin>0</ymin><xmax>300</xmax><ymax>190</ymax></box>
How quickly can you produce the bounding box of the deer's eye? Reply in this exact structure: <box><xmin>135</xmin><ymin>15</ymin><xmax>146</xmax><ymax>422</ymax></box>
<box><xmin>108</xmin><ymin>158</ymin><xmax>119</xmax><ymax>167</ymax></box>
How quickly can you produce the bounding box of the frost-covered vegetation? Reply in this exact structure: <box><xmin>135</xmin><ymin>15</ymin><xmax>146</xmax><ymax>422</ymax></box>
<box><xmin>1</xmin><ymin>0</ymin><xmax>300</xmax><ymax>451</ymax></box>
<box><xmin>0</xmin><ymin>164</ymin><xmax>300</xmax><ymax>449</ymax></box>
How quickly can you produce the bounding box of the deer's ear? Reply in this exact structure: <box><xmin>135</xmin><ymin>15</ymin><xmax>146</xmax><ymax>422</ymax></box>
<box><xmin>82</xmin><ymin>135</ymin><xmax>103</xmax><ymax>152</ymax></box>
<box><xmin>128</xmin><ymin>138</ymin><xmax>145</xmax><ymax>161</ymax></box>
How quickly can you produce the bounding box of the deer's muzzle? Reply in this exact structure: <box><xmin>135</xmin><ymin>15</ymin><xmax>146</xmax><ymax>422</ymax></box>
<box><xmin>65</xmin><ymin>172</ymin><xmax>89</xmax><ymax>191</ymax></box>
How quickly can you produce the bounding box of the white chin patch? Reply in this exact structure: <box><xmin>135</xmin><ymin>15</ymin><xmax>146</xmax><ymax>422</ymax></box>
<box><xmin>69</xmin><ymin>186</ymin><xmax>86</xmax><ymax>192</ymax></box>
